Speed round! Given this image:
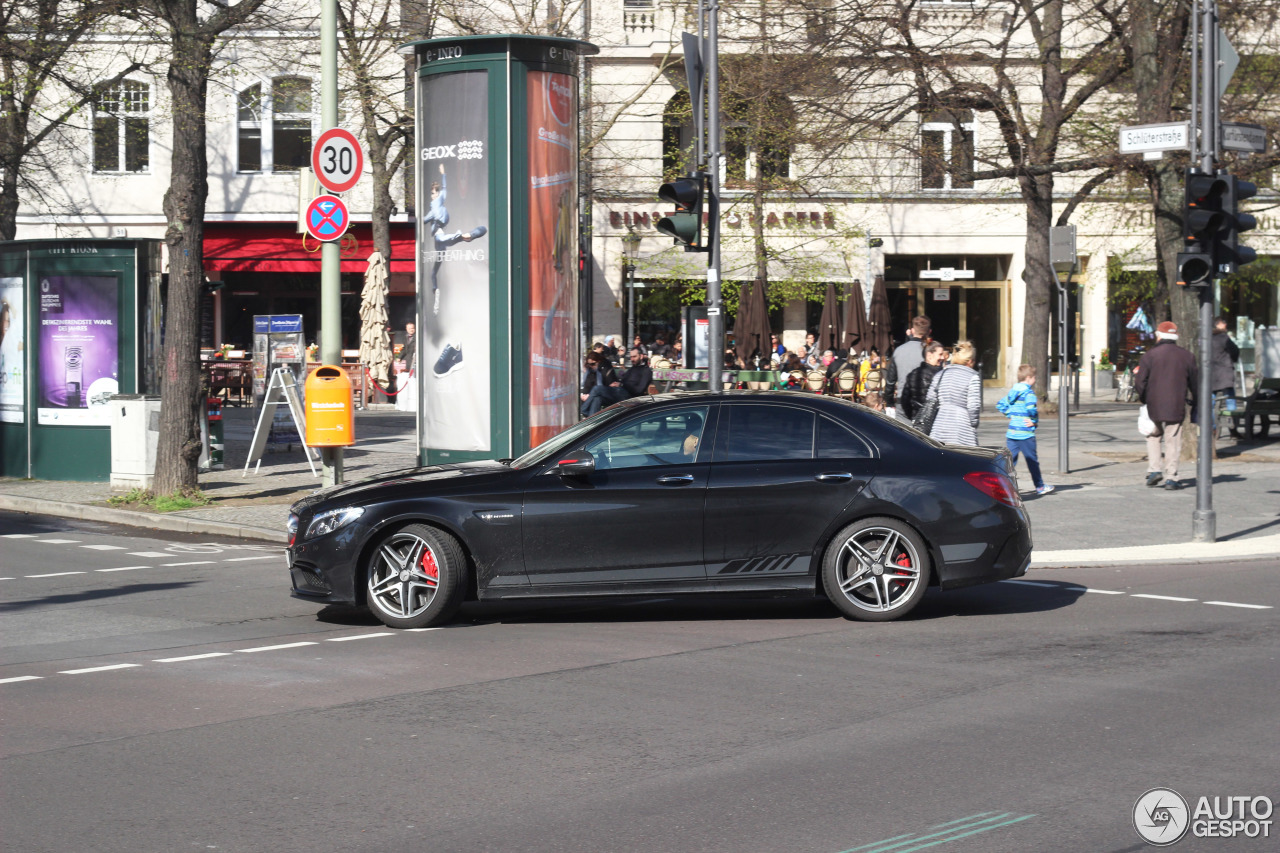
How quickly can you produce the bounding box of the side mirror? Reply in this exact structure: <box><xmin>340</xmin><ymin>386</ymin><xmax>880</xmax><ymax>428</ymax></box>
<box><xmin>556</xmin><ymin>451</ymin><xmax>596</xmax><ymax>476</ymax></box>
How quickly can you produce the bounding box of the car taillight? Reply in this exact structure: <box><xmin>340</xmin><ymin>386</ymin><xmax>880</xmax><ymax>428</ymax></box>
<box><xmin>963</xmin><ymin>471</ymin><xmax>1021</xmax><ymax>507</ymax></box>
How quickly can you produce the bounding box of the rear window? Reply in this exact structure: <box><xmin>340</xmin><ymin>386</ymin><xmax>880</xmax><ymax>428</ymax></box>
<box><xmin>722</xmin><ymin>404</ymin><xmax>814</xmax><ymax>462</ymax></box>
<box><xmin>817</xmin><ymin>417</ymin><xmax>873</xmax><ymax>458</ymax></box>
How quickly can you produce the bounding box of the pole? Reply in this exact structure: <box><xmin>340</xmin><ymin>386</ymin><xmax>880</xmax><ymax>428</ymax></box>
<box><xmin>1090</xmin><ymin>355</ymin><xmax>1096</xmax><ymax>398</ymax></box>
<box><xmin>319</xmin><ymin>0</ymin><xmax>342</xmax><ymax>486</ymax></box>
<box><xmin>705</xmin><ymin>0</ymin><xmax>723</xmax><ymax>391</ymax></box>
<box><xmin>1192</xmin><ymin>0</ymin><xmax>1218</xmax><ymax>541</ymax></box>
<box><xmin>626</xmin><ymin>262</ymin><xmax>636</xmax><ymax>347</ymax></box>
<box><xmin>1057</xmin><ymin>269</ymin><xmax>1071</xmax><ymax>473</ymax></box>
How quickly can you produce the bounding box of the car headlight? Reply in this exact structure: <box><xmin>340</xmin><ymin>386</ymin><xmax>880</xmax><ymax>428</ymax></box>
<box><xmin>305</xmin><ymin>506</ymin><xmax>365</xmax><ymax>539</ymax></box>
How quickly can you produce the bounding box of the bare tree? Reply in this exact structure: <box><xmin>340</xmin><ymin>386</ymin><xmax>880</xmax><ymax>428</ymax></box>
<box><xmin>0</xmin><ymin>0</ymin><xmax>143</xmax><ymax>240</ymax></box>
<box><xmin>138</xmin><ymin>0</ymin><xmax>268</xmax><ymax>495</ymax></box>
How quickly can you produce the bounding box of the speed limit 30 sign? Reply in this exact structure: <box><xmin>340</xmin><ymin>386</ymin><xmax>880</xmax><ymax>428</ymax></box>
<box><xmin>312</xmin><ymin>128</ymin><xmax>364</xmax><ymax>194</ymax></box>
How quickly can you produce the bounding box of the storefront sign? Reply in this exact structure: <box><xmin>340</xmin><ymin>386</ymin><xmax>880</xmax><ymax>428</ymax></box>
<box><xmin>610</xmin><ymin>210</ymin><xmax>835</xmax><ymax>230</ymax></box>
<box><xmin>36</xmin><ymin>275</ymin><xmax>118</xmax><ymax>426</ymax></box>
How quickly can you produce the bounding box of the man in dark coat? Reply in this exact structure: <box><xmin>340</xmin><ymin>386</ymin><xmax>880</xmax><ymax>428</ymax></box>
<box><xmin>885</xmin><ymin>315</ymin><xmax>931</xmax><ymax>407</ymax></box>
<box><xmin>898</xmin><ymin>341</ymin><xmax>948</xmax><ymax>420</ymax></box>
<box><xmin>1135</xmin><ymin>321</ymin><xmax>1197</xmax><ymax>490</ymax></box>
<box><xmin>581</xmin><ymin>348</ymin><xmax>652</xmax><ymax>416</ymax></box>
<box><xmin>1210</xmin><ymin>316</ymin><xmax>1239</xmax><ymax>400</ymax></box>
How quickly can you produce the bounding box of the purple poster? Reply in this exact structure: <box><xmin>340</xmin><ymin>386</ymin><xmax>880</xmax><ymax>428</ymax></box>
<box><xmin>37</xmin><ymin>275</ymin><xmax>119</xmax><ymax>426</ymax></box>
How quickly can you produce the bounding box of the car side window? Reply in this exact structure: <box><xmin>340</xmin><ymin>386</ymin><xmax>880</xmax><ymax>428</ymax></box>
<box><xmin>583</xmin><ymin>406</ymin><xmax>711</xmax><ymax>470</ymax></box>
<box><xmin>722</xmin><ymin>404</ymin><xmax>814</xmax><ymax>462</ymax></box>
<box><xmin>816</xmin><ymin>416</ymin><xmax>873</xmax><ymax>459</ymax></box>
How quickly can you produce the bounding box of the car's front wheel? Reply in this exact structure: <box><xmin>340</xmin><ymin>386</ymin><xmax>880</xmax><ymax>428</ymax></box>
<box><xmin>822</xmin><ymin>517</ymin><xmax>931</xmax><ymax>622</ymax></box>
<box><xmin>365</xmin><ymin>523</ymin><xmax>465</xmax><ymax>629</ymax></box>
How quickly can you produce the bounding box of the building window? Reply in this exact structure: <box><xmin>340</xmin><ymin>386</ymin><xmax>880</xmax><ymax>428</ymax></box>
<box><xmin>920</xmin><ymin>110</ymin><xmax>975</xmax><ymax>190</ymax></box>
<box><xmin>94</xmin><ymin>80</ymin><xmax>149</xmax><ymax>173</ymax></box>
<box><xmin>724</xmin><ymin>94</ymin><xmax>792</xmax><ymax>187</ymax></box>
<box><xmin>663</xmin><ymin>91</ymin><xmax>695</xmax><ymax>181</ymax></box>
<box><xmin>237</xmin><ymin>77</ymin><xmax>313</xmax><ymax>174</ymax></box>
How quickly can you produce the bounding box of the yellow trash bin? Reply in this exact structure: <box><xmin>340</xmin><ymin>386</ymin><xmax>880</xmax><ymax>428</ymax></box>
<box><xmin>304</xmin><ymin>365</ymin><xmax>355</xmax><ymax>447</ymax></box>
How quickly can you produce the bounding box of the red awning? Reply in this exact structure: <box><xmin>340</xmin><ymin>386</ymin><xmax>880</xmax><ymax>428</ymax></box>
<box><xmin>202</xmin><ymin>223</ymin><xmax>416</xmax><ymax>274</ymax></box>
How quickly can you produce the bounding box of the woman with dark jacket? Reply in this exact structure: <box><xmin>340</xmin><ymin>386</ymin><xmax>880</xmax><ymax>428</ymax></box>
<box><xmin>898</xmin><ymin>341</ymin><xmax>947</xmax><ymax>420</ymax></box>
<box><xmin>579</xmin><ymin>353</ymin><xmax>618</xmax><ymax>417</ymax></box>
<box><xmin>927</xmin><ymin>340</ymin><xmax>982</xmax><ymax>446</ymax></box>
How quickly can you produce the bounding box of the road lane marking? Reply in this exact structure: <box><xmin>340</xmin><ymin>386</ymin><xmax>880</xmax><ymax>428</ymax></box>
<box><xmin>26</xmin><ymin>571</ymin><xmax>86</xmax><ymax>578</ymax></box>
<box><xmin>0</xmin><ymin>675</ymin><xmax>43</xmax><ymax>684</ymax></box>
<box><xmin>1132</xmin><ymin>593</ymin><xmax>1196</xmax><ymax>602</ymax></box>
<box><xmin>59</xmin><ymin>663</ymin><xmax>141</xmax><ymax>675</ymax></box>
<box><xmin>95</xmin><ymin>566</ymin><xmax>151</xmax><ymax>573</ymax></box>
<box><xmin>1</xmin><ymin>534</ymin><xmax>39</xmax><ymax>538</ymax></box>
<box><xmin>405</xmin><ymin>627</ymin><xmax>444</xmax><ymax>633</ymax></box>
<box><xmin>1205</xmin><ymin>601</ymin><xmax>1273</xmax><ymax>610</ymax></box>
<box><xmin>154</xmin><ymin>652</ymin><xmax>233</xmax><ymax>663</ymax></box>
<box><xmin>897</xmin><ymin>815</ymin><xmax>1036</xmax><ymax>852</ymax></box>
<box><xmin>841</xmin><ymin>812</ymin><xmax>1033</xmax><ymax>853</ymax></box>
<box><xmin>327</xmin><ymin>633</ymin><xmax>395</xmax><ymax>642</ymax></box>
<box><xmin>223</xmin><ymin>555</ymin><xmax>277</xmax><ymax>562</ymax></box>
<box><xmin>236</xmin><ymin>642</ymin><xmax>318</xmax><ymax>653</ymax></box>
<box><xmin>1081</xmin><ymin>588</ymin><xmax>1126</xmax><ymax>595</ymax></box>
<box><xmin>129</xmin><ymin>552</ymin><xmax>170</xmax><ymax>558</ymax></box>
<box><xmin>161</xmin><ymin>561</ymin><xmax>215</xmax><ymax>567</ymax></box>
<box><xmin>36</xmin><ymin>539</ymin><xmax>81</xmax><ymax>544</ymax></box>
<box><xmin>80</xmin><ymin>544</ymin><xmax>126</xmax><ymax>551</ymax></box>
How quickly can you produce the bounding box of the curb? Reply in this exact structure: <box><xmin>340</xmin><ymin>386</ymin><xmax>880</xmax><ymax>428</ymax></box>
<box><xmin>1031</xmin><ymin>532</ymin><xmax>1280</xmax><ymax>568</ymax></box>
<box><xmin>0</xmin><ymin>494</ymin><xmax>284</xmax><ymax>543</ymax></box>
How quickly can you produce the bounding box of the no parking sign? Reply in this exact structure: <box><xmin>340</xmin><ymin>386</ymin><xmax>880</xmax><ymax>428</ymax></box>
<box><xmin>305</xmin><ymin>195</ymin><xmax>350</xmax><ymax>242</ymax></box>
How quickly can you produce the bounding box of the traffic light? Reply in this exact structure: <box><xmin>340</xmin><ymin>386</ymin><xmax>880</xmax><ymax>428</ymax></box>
<box><xmin>1178</xmin><ymin>170</ymin><xmax>1227</xmax><ymax>287</ymax></box>
<box><xmin>656</xmin><ymin>173</ymin><xmax>707</xmax><ymax>252</ymax></box>
<box><xmin>1220</xmin><ymin>174</ymin><xmax>1258</xmax><ymax>275</ymax></box>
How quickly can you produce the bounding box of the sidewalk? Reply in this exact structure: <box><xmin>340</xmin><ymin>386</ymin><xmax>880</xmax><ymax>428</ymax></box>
<box><xmin>1</xmin><ymin>395</ymin><xmax>1276</xmax><ymax>568</ymax></box>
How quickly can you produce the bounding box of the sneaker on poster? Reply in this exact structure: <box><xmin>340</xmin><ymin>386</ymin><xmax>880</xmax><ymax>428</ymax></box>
<box><xmin>433</xmin><ymin>344</ymin><xmax>463</xmax><ymax>378</ymax></box>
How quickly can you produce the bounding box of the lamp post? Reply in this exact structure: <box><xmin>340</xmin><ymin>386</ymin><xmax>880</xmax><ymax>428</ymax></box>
<box><xmin>622</xmin><ymin>229</ymin><xmax>641</xmax><ymax>347</ymax></box>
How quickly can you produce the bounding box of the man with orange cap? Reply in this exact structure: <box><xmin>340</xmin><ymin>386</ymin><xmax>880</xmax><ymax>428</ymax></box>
<box><xmin>1135</xmin><ymin>320</ymin><xmax>1197</xmax><ymax>490</ymax></box>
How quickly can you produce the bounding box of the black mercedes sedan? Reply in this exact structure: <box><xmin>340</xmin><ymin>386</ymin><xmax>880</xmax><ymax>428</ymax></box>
<box><xmin>286</xmin><ymin>391</ymin><xmax>1032</xmax><ymax>628</ymax></box>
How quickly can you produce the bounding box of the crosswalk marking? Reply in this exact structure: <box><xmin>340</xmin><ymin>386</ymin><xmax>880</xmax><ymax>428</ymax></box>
<box><xmin>80</xmin><ymin>544</ymin><xmax>127</xmax><ymax>551</ymax></box>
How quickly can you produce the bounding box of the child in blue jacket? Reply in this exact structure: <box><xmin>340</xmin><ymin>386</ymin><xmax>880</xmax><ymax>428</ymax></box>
<box><xmin>997</xmin><ymin>364</ymin><xmax>1054</xmax><ymax>495</ymax></box>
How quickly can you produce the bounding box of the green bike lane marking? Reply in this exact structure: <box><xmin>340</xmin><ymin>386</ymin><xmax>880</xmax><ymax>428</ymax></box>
<box><xmin>839</xmin><ymin>811</ymin><xmax>1036</xmax><ymax>853</ymax></box>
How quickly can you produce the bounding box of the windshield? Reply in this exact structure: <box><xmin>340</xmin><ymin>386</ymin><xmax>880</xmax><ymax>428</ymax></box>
<box><xmin>509</xmin><ymin>406</ymin><xmax>631</xmax><ymax>470</ymax></box>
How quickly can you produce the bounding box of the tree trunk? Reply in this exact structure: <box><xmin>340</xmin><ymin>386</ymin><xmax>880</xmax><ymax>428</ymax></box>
<box><xmin>0</xmin><ymin>166</ymin><xmax>18</xmax><ymax>242</ymax></box>
<box><xmin>153</xmin><ymin>23</ymin><xmax>213</xmax><ymax>495</ymax></box>
<box><xmin>1020</xmin><ymin>174</ymin><xmax>1055</xmax><ymax>398</ymax></box>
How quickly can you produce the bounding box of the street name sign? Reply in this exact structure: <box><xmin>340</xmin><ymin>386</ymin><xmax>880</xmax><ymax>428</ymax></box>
<box><xmin>311</xmin><ymin>128</ymin><xmax>364</xmax><ymax>194</ymax></box>
<box><xmin>1119</xmin><ymin>122</ymin><xmax>1190</xmax><ymax>154</ymax></box>
<box><xmin>305</xmin><ymin>195</ymin><xmax>350</xmax><ymax>242</ymax></box>
<box><xmin>1222</xmin><ymin>122</ymin><xmax>1267</xmax><ymax>154</ymax></box>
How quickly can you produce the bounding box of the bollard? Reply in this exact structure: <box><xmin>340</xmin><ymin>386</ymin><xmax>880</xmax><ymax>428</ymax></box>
<box><xmin>205</xmin><ymin>397</ymin><xmax>225</xmax><ymax>470</ymax></box>
<box><xmin>1090</xmin><ymin>355</ymin><xmax>1096</xmax><ymax>398</ymax></box>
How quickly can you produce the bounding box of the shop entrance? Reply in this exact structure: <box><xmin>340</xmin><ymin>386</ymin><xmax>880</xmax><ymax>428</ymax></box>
<box><xmin>885</xmin><ymin>282</ymin><xmax>1007</xmax><ymax>386</ymax></box>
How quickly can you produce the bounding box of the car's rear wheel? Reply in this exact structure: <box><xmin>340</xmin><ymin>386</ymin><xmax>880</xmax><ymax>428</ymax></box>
<box><xmin>365</xmin><ymin>523</ymin><xmax>464</xmax><ymax>629</ymax></box>
<box><xmin>822</xmin><ymin>517</ymin><xmax>931</xmax><ymax>622</ymax></box>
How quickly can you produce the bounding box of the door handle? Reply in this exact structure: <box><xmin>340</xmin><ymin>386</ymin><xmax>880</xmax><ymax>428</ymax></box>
<box><xmin>815</xmin><ymin>472</ymin><xmax>854</xmax><ymax>483</ymax></box>
<box><xmin>657</xmin><ymin>474</ymin><xmax>695</xmax><ymax>485</ymax></box>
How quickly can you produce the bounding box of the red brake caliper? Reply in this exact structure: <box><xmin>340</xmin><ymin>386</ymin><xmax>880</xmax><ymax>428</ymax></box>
<box><xmin>420</xmin><ymin>548</ymin><xmax>440</xmax><ymax>582</ymax></box>
<box><xmin>892</xmin><ymin>552</ymin><xmax>913</xmax><ymax>585</ymax></box>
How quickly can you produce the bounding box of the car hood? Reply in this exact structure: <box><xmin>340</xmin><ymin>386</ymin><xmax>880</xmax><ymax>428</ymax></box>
<box><xmin>291</xmin><ymin>460</ymin><xmax>512</xmax><ymax>513</ymax></box>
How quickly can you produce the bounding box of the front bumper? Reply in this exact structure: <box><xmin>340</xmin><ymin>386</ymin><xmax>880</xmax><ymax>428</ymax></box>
<box><xmin>286</xmin><ymin>521</ymin><xmax>368</xmax><ymax>606</ymax></box>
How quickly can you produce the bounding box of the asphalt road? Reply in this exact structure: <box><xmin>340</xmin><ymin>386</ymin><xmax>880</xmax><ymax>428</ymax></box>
<box><xmin>2</xmin><ymin>511</ymin><xmax>1277</xmax><ymax>853</ymax></box>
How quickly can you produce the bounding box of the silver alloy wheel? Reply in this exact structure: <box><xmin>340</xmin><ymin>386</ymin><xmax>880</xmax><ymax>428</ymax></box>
<box><xmin>367</xmin><ymin>531</ymin><xmax>440</xmax><ymax>620</ymax></box>
<box><xmin>833</xmin><ymin>526</ymin><xmax>923</xmax><ymax>613</ymax></box>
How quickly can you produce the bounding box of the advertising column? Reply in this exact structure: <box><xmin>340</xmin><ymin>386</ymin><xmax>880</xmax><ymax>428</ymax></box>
<box><xmin>527</xmin><ymin>70</ymin><xmax>579</xmax><ymax>446</ymax></box>
<box><xmin>418</xmin><ymin>70</ymin><xmax>492</xmax><ymax>453</ymax></box>
<box><xmin>36</xmin><ymin>275</ymin><xmax>119</xmax><ymax>425</ymax></box>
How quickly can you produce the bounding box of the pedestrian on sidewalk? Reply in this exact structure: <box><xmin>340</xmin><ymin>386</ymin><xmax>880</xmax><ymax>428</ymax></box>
<box><xmin>926</xmin><ymin>340</ymin><xmax>981</xmax><ymax>446</ymax></box>
<box><xmin>997</xmin><ymin>364</ymin><xmax>1053</xmax><ymax>495</ymax></box>
<box><xmin>1135</xmin><ymin>320</ymin><xmax>1196</xmax><ymax>490</ymax></box>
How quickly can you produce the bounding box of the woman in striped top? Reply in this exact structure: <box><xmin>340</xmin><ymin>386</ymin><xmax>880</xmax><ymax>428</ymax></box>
<box><xmin>926</xmin><ymin>341</ymin><xmax>982</xmax><ymax>446</ymax></box>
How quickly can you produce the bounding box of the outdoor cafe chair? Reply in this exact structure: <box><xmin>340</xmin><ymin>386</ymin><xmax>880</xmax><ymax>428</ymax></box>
<box><xmin>834</xmin><ymin>369</ymin><xmax>858</xmax><ymax>400</ymax></box>
<box><xmin>805</xmin><ymin>370</ymin><xmax>826</xmax><ymax>393</ymax></box>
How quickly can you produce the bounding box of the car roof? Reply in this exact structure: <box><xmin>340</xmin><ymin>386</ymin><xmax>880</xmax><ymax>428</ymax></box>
<box><xmin>621</xmin><ymin>389</ymin><xmax>851</xmax><ymax>409</ymax></box>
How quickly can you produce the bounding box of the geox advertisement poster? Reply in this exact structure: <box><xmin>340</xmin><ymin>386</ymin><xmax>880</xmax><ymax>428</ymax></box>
<box><xmin>37</xmin><ymin>275</ymin><xmax>119</xmax><ymax>426</ymax></box>
<box><xmin>527</xmin><ymin>71</ymin><xmax>579</xmax><ymax>448</ymax></box>
<box><xmin>0</xmin><ymin>278</ymin><xmax>23</xmax><ymax>424</ymax></box>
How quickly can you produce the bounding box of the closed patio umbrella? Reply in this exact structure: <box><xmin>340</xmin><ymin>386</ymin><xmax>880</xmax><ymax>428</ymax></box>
<box><xmin>867</xmin><ymin>274</ymin><xmax>893</xmax><ymax>356</ymax></box>
<box><xmin>734</xmin><ymin>278</ymin><xmax>772</xmax><ymax>365</ymax></box>
<box><xmin>359</xmin><ymin>251</ymin><xmax>393</xmax><ymax>396</ymax></box>
<box><xmin>816</xmin><ymin>282</ymin><xmax>843</xmax><ymax>353</ymax></box>
<box><xmin>841</xmin><ymin>279</ymin><xmax>869</xmax><ymax>355</ymax></box>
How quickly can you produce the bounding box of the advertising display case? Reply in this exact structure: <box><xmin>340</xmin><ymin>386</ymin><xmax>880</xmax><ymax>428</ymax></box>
<box><xmin>252</xmin><ymin>314</ymin><xmax>306</xmax><ymax>450</ymax></box>
<box><xmin>404</xmin><ymin>35</ymin><xmax>598</xmax><ymax>465</ymax></box>
<box><xmin>0</xmin><ymin>239</ymin><xmax>162</xmax><ymax>480</ymax></box>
